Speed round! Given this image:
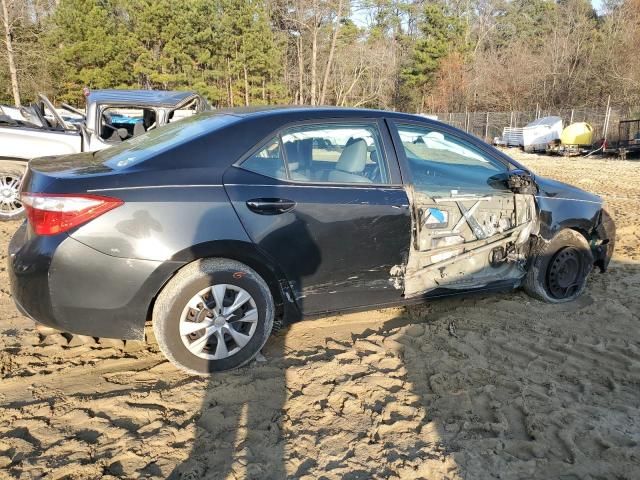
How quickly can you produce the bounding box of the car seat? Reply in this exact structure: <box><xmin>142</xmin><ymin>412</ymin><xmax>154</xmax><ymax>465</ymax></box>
<box><xmin>328</xmin><ymin>139</ymin><xmax>371</xmax><ymax>183</ymax></box>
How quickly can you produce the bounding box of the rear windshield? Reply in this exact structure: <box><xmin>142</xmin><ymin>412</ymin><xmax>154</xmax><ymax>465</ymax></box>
<box><xmin>95</xmin><ymin>112</ymin><xmax>237</xmax><ymax>170</ymax></box>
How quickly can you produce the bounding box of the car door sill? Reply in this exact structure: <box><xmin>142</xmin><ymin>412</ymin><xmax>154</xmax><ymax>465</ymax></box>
<box><xmin>301</xmin><ymin>279</ymin><xmax>519</xmax><ymax>321</ymax></box>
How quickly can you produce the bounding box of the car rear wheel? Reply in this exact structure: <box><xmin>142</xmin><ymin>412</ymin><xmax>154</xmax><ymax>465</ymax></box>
<box><xmin>153</xmin><ymin>258</ymin><xmax>274</xmax><ymax>375</ymax></box>
<box><xmin>0</xmin><ymin>161</ymin><xmax>25</xmax><ymax>221</ymax></box>
<box><xmin>523</xmin><ymin>229</ymin><xmax>593</xmax><ymax>303</ymax></box>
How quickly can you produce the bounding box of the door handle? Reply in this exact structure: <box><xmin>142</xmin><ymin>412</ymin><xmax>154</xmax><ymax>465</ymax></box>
<box><xmin>246</xmin><ymin>198</ymin><xmax>296</xmax><ymax>215</ymax></box>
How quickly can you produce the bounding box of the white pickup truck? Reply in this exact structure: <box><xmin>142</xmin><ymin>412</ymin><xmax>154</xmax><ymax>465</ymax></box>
<box><xmin>0</xmin><ymin>89</ymin><xmax>209</xmax><ymax>220</ymax></box>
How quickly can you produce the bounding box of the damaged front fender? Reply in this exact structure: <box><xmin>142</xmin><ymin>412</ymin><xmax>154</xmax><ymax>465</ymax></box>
<box><xmin>592</xmin><ymin>208</ymin><xmax>616</xmax><ymax>272</ymax></box>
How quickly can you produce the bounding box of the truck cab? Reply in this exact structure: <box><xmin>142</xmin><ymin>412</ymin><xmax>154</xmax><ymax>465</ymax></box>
<box><xmin>0</xmin><ymin>89</ymin><xmax>210</xmax><ymax>220</ymax></box>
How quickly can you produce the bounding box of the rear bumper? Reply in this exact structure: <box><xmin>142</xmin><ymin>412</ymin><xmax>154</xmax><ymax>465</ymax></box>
<box><xmin>8</xmin><ymin>223</ymin><xmax>184</xmax><ymax>340</ymax></box>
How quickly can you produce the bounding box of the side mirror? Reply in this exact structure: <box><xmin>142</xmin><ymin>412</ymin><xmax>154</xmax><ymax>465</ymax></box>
<box><xmin>507</xmin><ymin>169</ymin><xmax>537</xmax><ymax>195</ymax></box>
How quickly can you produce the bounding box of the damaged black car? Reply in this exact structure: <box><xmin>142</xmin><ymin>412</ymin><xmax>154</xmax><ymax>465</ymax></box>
<box><xmin>8</xmin><ymin>107</ymin><xmax>615</xmax><ymax>374</ymax></box>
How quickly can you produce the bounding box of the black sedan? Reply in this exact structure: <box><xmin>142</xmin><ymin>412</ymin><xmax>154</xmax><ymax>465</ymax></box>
<box><xmin>8</xmin><ymin>107</ymin><xmax>615</xmax><ymax>374</ymax></box>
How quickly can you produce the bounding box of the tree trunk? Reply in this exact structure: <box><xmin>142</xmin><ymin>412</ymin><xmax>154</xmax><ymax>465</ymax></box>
<box><xmin>310</xmin><ymin>21</ymin><xmax>318</xmax><ymax>105</ymax></box>
<box><xmin>243</xmin><ymin>65</ymin><xmax>250</xmax><ymax>106</ymax></box>
<box><xmin>297</xmin><ymin>35</ymin><xmax>304</xmax><ymax>104</ymax></box>
<box><xmin>319</xmin><ymin>0</ymin><xmax>343</xmax><ymax>105</ymax></box>
<box><xmin>227</xmin><ymin>58</ymin><xmax>234</xmax><ymax>107</ymax></box>
<box><xmin>1</xmin><ymin>0</ymin><xmax>20</xmax><ymax>107</ymax></box>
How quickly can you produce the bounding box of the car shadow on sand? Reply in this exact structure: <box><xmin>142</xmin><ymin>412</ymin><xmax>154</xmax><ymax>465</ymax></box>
<box><xmin>168</xmin><ymin>258</ymin><xmax>640</xmax><ymax>479</ymax></box>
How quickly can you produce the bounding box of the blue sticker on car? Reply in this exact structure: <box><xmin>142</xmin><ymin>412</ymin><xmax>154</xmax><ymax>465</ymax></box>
<box><xmin>424</xmin><ymin>207</ymin><xmax>448</xmax><ymax>227</ymax></box>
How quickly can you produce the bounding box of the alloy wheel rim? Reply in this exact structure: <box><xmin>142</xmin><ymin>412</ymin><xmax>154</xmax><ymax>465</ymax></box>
<box><xmin>0</xmin><ymin>174</ymin><xmax>22</xmax><ymax>215</ymax></box>
<box><xmin>179</xmin><ymin>284</ymin><xmax>258</xmax><ymax>360</ymax></box>
<box><xmin>547</xmin><ymin>247</ymin><xmax>582</xmax><ymax>299</ymax></box>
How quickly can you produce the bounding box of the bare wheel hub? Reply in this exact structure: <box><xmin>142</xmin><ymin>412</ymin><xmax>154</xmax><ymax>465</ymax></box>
<box><xmin>179</xmin><ymin>284</ymin><xmax>258</xmax><ymax>360</ymax></box>
<box><xmin>547</xmin><ymin>247</ymin><xmax>583</xmax><ymax>299</ymax></box>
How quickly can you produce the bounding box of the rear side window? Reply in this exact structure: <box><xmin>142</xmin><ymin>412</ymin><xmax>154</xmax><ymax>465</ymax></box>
<box><xmin>241</xmin><ymin>137</ymin><xmax>287</xmax><ymax>180</ymax></box>
<box><xmin>240</xmin><ymin>122</ymin><xmax>390</xmax><ymax>184</ymax></box>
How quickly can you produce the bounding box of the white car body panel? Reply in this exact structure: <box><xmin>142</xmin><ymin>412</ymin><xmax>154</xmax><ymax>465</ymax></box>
<box><xmin>0</xmin><ymin>127</ymin><xmax>82</xmax><ymax>159</ymax></box>
<box><xmin>1</xmin><ymin>90</ymin><xmax>208</xmax><ymax>161</ymax></box>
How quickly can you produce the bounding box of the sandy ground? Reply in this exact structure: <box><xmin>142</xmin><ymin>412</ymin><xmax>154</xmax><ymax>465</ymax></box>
<box><xmin>0</xmin><ymin>151</ymin><xmax>639</xmax><ymax>480</ymax></box>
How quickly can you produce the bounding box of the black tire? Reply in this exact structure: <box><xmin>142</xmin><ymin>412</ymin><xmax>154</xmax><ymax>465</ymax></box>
<box><xmin>153</xmin><ymin>258</ymin><xmax>274</xmax><ymax>375</ymax></box>
<box><xmin>0</xmin><ymin>161</ymin><xmax>26</xmax><ymax>221</ymax></box>
<box><xmin>523</xmin><ymin>229</ymin><xmax>593</xmax><ymax>303</ymax></box>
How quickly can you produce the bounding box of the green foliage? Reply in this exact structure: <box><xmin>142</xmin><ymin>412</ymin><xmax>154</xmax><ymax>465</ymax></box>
<box><xmin>492</xmin><ymin>0</ymin><xmax>557</xmax><ymax>49</ymax></box>
<box><xmin>44</xmin><ymin>0</ymin><xmax>285</xmax><ymax>106</ymax></box>
<box><xmin>47</xmin><ymin>0</ymin><xmax>137</xmax><ymax>104</ymax></box>
<box><xmin>401</xmin><ymin>1</ymin><xmax>466</xmax><ymax>111</ymax></box>
<box><xmin>0</xmin><ymin>11</ymin><xmax>50</xmax><ymax>104</ymax></box>
<box><xmin>1</xmin><ymin>0</ymin><xmax>634</xmax><ymax>112</ymax></box>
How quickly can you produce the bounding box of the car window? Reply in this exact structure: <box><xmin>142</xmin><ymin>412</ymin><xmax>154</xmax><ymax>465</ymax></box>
<box><xmin>280</xmin><ymin>123</ymin><xmax>389</xmax><ymax>184</ymax></box>
<box><xmin>241</xmin><ymin>122</ymin><xmax>390</xmax><ymax>184</ymax></box>
<box><xmin>100</xmin><ymin>107</ymin><xmax>157</xmax><ymax>142</ymax></box>
<box><xmin>169</xmin><ymin>98</ymin><xmax>199</xmax><ymax>123</ymax></box>
<box><xmin>241</xmin><ymin>137</ymin><xmax>287</xmax><ymax>180</ymax></box>
<box><xmin>395</xmin><ymin>123</ymin><xmax>508</xmax><ymax>195</ymax></box>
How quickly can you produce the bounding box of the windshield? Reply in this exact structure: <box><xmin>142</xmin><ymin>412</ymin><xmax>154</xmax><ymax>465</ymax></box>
<box><xmin>95</xmin><ymin>112</ymin><xmax>237</xmax><ymax>169</ymax></box>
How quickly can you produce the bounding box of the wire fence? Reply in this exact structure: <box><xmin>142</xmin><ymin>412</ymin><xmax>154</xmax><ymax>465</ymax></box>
<box><xmin>431</xmin><ymin>106</ymin><xmax>638</xmax><ymax>144</ymax></box>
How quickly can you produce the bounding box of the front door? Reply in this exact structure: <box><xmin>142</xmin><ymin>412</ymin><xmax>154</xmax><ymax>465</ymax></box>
<box><xmin>389</xmin><ymin>120</ymin><xmax>536</xmax><ymax>297</ymax></box>
<box><xmin>224</xmin><ymin>120</ymin><xmax>411</xmax><ymax>314</ymax></box>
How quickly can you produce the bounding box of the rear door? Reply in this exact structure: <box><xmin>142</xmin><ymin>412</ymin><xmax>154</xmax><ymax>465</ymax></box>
<box><xmin>388</xmin><ymin>120</ymin><xmax>536</xmax><ymax>297</ymax></box>
<box><xmin>223</xmin><ymin>119</ymin><xmax>411</xmax><ymax>314</ymax></box>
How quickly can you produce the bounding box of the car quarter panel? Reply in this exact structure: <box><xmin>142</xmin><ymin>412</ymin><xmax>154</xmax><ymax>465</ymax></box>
<box><xmin>68</xmin><ymin>186</ymin><xmax>250</xmax><ymax>261</ymax></box>
<box><xmin>48</xmin><ymin>236</ymin><xmax>177</xmax><ymax>340</ymax></box>
<box><xmin>9</xmin><ymin>223</ymin><xmax>175</xmax><ymax>340</ymax></box>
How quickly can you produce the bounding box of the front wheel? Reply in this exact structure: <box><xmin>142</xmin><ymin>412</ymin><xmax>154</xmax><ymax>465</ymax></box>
<box><xmin>0</xmin><ymin>161</ymin><xmax>26</xmax><ymax>221</ymax></box>
<box><xmin>523</xmin><ymin>229</ymin><xmax>594</xmax><ymax>303</ymax></box>
<box><xmin>153</xmin><ymin>258</ymin><xmax>274</xmax><ymax>375</ymax></box>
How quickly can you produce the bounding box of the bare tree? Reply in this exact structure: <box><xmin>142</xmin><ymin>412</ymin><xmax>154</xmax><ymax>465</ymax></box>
<box><xmin>319</xmin><ymin>0</ymin><xmax>343</xmax><ymax>105</ymax></box>
<box><xmin>0</xmin><ymin>0</ymin><xmax>20</xmax><ymax>106</ymax></box>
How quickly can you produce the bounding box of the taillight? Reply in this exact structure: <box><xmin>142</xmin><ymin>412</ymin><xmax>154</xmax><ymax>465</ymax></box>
<box><xmin>20</xmin><ymin>193</ymin><xmax>123</xmax><ymax>236</ymax></box>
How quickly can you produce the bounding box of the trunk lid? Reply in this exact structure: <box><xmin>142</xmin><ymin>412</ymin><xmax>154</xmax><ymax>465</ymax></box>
<box><xmin>21</xmin><ymin>152</ymin><xmax>116</xmax><ymax>195</ymax></box>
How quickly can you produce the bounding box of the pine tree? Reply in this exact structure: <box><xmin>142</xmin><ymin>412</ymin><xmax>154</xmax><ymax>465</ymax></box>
<box><xmin>212</xmin><ymin>0</ymin><xmax>284</xmax><ymax>106</ymax></box>
<box><xmin>48</xmin><ymin>0</ymin><xmax>136</xmax><ymax>104</ymax></box>
<box><xmin>401</xmin><ymin>1</ymin><xmax>465</xmax><ymax>112</ymax></box>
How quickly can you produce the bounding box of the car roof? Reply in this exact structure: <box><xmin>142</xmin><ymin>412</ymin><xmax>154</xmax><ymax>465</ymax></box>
<box><xmin>216</xmin><ymin>105</ymin><xmax>427</xmax><ymax>122</ymax></box>
<box><xmin>86</xmin><ymin>89</ymin><xmax>199</xmax><ymax>108</ymax></box>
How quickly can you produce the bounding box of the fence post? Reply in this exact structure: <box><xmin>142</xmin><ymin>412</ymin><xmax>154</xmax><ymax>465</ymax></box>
<box><xmin>485</xmin><ymin>112</ymin><xmax>489</xmax><ymax>141</ymax></box>
<box><xmin>603</xmin><ymin>95</ymin><xmax>611</xmax><ymax>143</ymax></box>
<box><xmin>570</xmin><ymin>109</ymin><xmax>574</xmax><ymax>124</ymax></box>
<box><xmin>509</xmin><ymin>111</ymin><xmax>514</xmax><ymax>128</ymax></box>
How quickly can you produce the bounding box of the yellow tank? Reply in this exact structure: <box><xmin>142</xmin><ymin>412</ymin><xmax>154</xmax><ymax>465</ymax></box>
<box><xmin>561</xmin><ymin>122</ymin><xmax>593</xmax><ymax>146</ymax></box>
